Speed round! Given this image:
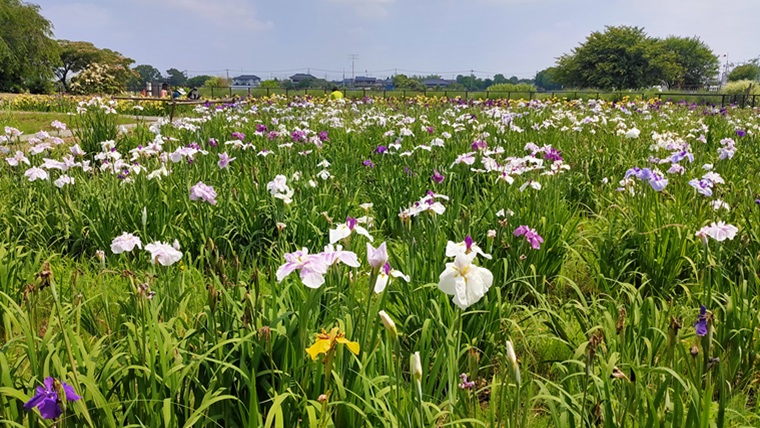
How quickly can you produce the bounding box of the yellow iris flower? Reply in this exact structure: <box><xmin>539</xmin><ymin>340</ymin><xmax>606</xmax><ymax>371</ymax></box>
<box><xmin>306</xmin><ymin>327</ymin><xmax>360</xmax><ymax>360</ymax></box>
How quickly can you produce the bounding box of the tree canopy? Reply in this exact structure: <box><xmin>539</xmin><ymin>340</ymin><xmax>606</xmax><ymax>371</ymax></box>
<box><xmin>0</xmin><ymin>0</ymin><xmax>59</xmax><ymax>93</ymax></box>
<box><xmin>131</xmin><ymin>64</ymin><xmax>162</xmax><ymax>88</ymax></box>
<box><xmin>187</xmin><ymin>75</ymin><xmax>212</xmax><ymax>88</ymax></box>
<box><xmin>555</xmin><ymin>26</ymin><xmax>719</xmax><ymax>90</ymax></box>
<box><xmin>166</xmin><ymin>68</ymin><xmax>187</xmax><ymax>87</ymax></box>
<box><xmin>728</xmin><ymin>63</ymin><xmax>760</xmax><ymax>82</ymax></box>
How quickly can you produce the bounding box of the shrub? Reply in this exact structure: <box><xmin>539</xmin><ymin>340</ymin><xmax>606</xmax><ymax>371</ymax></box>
<box><xmin>485</xmin><ymin>82</ymin><xmax>537</xmax><ymax>93</ymax></box>
<box><xmin>722</xmin><ymin>79</ymin><xmax>760</xmax><ymax>95</ymax></box>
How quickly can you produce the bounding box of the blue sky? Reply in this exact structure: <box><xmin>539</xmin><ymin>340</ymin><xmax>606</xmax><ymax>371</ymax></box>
<box><xmin>34</xmin><ymin>0</ymin><xmax>760</xmax><ymax>81</ymax></box>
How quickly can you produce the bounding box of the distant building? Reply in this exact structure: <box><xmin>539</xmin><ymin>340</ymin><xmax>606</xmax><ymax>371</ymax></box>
<box><xmin>290</xmin><ymin>73</ymin><xmax>317</xmax><ymax>83</ymax></box>
<box><xmin>344</xmin><ymin>76</ymin><xmax>393</xmax><ymax>89</ymax></box>
<box><xmin>232</xmin><ymin>75</ymin><xmax>261</xmax><ymax>87</ymax></box>
<box><xmin>422</xmin><ymin>78</ymin><xmax>454</xmax><ymax>88</ymax></box>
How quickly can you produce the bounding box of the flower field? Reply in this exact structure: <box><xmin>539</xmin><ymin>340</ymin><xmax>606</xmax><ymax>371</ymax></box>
<box><xmin>1</xmin><ymin>95</ymin><xmax>760</xmax><ymax>427</ymax></box>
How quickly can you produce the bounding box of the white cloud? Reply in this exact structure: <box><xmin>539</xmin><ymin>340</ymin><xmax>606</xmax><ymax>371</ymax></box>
<box><xmin>327</xmin><ymin>0</ymin><xmax>395</xmax><ymax>18</ymax></box>
<box><xmin>141</xmin><ymin>0</ymin><xmax>274</xmax><ymax>31</ymax></box>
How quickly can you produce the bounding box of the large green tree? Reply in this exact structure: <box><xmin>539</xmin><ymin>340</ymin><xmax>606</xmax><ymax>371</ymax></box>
<box><xmin>648</xmin><ymin>36</ymin><xmax>719</xmax><ymax>89</ymax></box>
<box><xmin>57</xmin><ymin>40</ymin><xmax>136</xmax><ymax>92</ymax></box>
<box><xmin>0</xmin><ymin>0</ymin><xmax>59</xmax><ymax>93</ymax></box>
<box><xmin>56</xmin><ymin>40</ymin><xmax>102</xmax><ymax>91</ymax></box>
<box><xmin>555</xmin><ymin>26</ymin><xmax>655</xmax><ymax>90</ymax></box>
<box><xmin>555</xmin><ymin>26</ymin><xmax>720</xmax><ymax>90</ymax></box>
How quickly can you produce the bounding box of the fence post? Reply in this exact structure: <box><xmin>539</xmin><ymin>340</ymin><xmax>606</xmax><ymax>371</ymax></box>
<box><xmin>229</xmin><ymin>87</ymin><xmax>232</xmax><ymax>97</ymax></box>
<box><xmin>383</xmin><ymin>89</ymin><xmax>387</xmax><ymax>98</ymax></box>
<box><xmin>721</xmin><ymin>94</ymin><xmax>725</xmax><ymax>107</ymax></box>
<box><xmin>363</xmin><ymin>89</ymin><xmax>366</xmax><ymax>98</ymax></box>
<box><xmin>529</xmin><ymin>92</ymin><xmax>534</xmax><ymax>100</ymax></box>
<box><xmin>267</xmin><ymin>88</ymin><xmax>270</xmax><ymax>97</ymax></box>
<box><xmin>248</xmin><ymin>87</ymin><xmax>251</xmax><ymax>97</ymax></box>
<box><xmin>444</xmin><ymin>91</ymin><xmax>448</xmax><ymax>98</ymax></box>
<box><xmin>753</xmin><ymin>94</ymin><xmax>756</xmax><ymax>108</ymax></box>
<box><xmin>211</xmin><ymin>87</ymin><xmax>215</xmax><ymax>98</ymax></box>
<box><xmin>465</xmin><ymin>90</ymin><xmax>468</xmax><ymax>100</ymax></box>
<box><xmin>403</xmin><ymin>90</ymin><xmax>406</xmax><ymax>98</ymax></box>
<box><xmin>486</xmin><ymin>91</ymin><xmax>490</xmax><ymax>99</ymax></box>
<box><xmin>507</xmin><ymin>91</ymin><xmax>511</xmax><ymax>100</ymax></box>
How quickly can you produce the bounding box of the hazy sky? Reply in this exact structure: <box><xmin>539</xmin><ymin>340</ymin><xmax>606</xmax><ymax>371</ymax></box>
<box><xmin>33</xmin><ymin>0</ymin><xmax>760</xmax><ymax>81</ymax></box>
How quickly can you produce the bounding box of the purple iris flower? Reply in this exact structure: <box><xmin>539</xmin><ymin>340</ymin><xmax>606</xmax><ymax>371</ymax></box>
<box><xmin>669</xmin><ymin>150</ymin><xmax>694</xmax><ymax>164</ymax></box>
<box><xmin>625</xmin><ymin>167</ymin><xmax>653</xmax><ymax>181</ymax></box>
<box><xmin>291</xmin><ymin>130</ymin><xmax>307</xmax><ymax>143</ymax></box>
<box><xmin>346</xmin><ymin>216</ymin><xmax>358</xmax><ymax>230</ymax></box>
<box><xmin>464</xmin><ymin>235</ymin><xmax>474</xmax><ymax>251</ymax></box>
<box><xmin>694</xmin><ymin>305</ymin><xmax>708</xmax><ymax>337</ymax></box>
<box><xmin>231</xmin><ymin>132</ymin><xmax>245</xmax><ymax>141</ymax></box>
<box><xmin>404</xmin><ymin>166</ymin><xmax>415</xmax><ymax>176</ymax></box>
<box><xmin>318</xmin><ymin>131</ymin><xmax>330</xmax><ymax>142</ymax></box>
<box><xmin>544</xmin><ymin>147</ymin><xmax>563</xmax><ymax>161</ymax></box>
<box><xmin>458</xmin><ymin>373</ymin><xmax>476</xmax><ymax>390</ymax></box>
<box><xmin>471</xmin><ymin>140</ymin><xmax>487</xmax><ymax>151</ymax></box>
<box><xmin>688</xmin><ymin>179</ymin><xmax>713</xmax><ymax>197</ymax></box>
<box><xmin>375</xmin><ymin>145</ymin><xmax>388</xmax><ymax>154</ymax></box>
<box><xmin>426</xmin><ymin>126</ymin><xmax>434</xmax><ymax>134</ymax></box>
<box><xmin>431</xmin><ymin>169</ymin><xmax>445</xmax><ymax>184</ymax></box>
<box><xmin>256</xmin><ymin>124</ymin><xmax>268</xmax><ymax>133</ymax></box>
<box><xmin>513</xmin><ymin>225</ymin><xmax>544</xmax><ymax>250</ymax></box>
<box><xmin>648</xmin><ymin>172</ymin><xmax>669</xmax><ymax>192</ymax></box>
<box><xmin>363</xmin><ymin>159</ymin><xmax>375</xmax><ymax>168</ymax></box>
<box><xmin>24</xmin><ymin>377</ymin><xmax>81</xmax><ymax>420</ymax></box>
<box><xmin>736</xmin><ymin>129</ymin><xmax>746</xmax><ymax>137</ymax></box>
<box><xmin>208</xmin><ymin>138</ymin><xmax>218</xmax><ymax>147</ymax></box>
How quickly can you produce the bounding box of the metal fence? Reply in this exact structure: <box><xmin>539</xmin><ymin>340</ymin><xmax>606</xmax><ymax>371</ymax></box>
<box><xmin>195</xmin><ymin>86</ymin><xmax>758</xmax><ymax>108</ymax></box>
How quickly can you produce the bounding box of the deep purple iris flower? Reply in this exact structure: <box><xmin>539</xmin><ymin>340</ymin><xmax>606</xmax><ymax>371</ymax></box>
<box><xmin>231</xmin><ymin>132</ymin><xmax>245</xmax><ymax>141</ymax></box>
<box><xmin>464</xmin><ymin>235</ymin><xmax>474</xmax><ymax>251</ymax></box>
<box><xmin>208</xmin><ymin>138</ymin><xmax>218</xmax><ymax>147</ymax></box>
<box><xmin>363</xmin><ymin>159</ymin><xmax>375</xmax><ymax>168</ymax></box>
<box><xmin>736</xmin><ymin>129</ymin><xmax>746</xmax><ymax>137</ymax></box>
<box><xmin>471</xmin><ymin>140</ymin><xmax>487</xmax><ymax>151</ymax></box>
<box><xmin>694</xmin><ymin>305</ymin><xmax>708</xmax><ymax>337</ymax></box>
<box><xmin>375</xmin><ymin>145</ymin><xmax>388</xmax><ymax>154</ymax></box>
<box><xmin>544</xmin><ymin>147</ymin><xmax>563</xmax><ymax>161</ymax></box>
<box><xmin>256</xmin><ymin>124</ymin><xmax>268</xmax><ymax>133</ymax></box>
<box><xmin>431</xmin><ymin>169</ymin><xmax>445</xmax><ymax>184</ymax></box>
<box><xmin>346</xmin><ymin>216</ymin><xmax>358</xmax><ymax>230</ymax></box>
<box><xmin>291</xmin><ymin>130</ymin><xmax>307</xmax><ymax>143</ymax></box>
<box><xmin>318</xmin><ymin>131</ymin><xmax>330</xmax><ymax>142</ymax></box>
<box><xmin>24</xmin><ymin>377</ymin><xmax>81</xmax><ymax>420</ymax></box>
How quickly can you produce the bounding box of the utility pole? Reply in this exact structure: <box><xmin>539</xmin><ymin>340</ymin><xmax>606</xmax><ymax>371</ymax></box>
<box><xmin>225</xmin><ymin>69</ymin><xmax>230</xmax><ymax>81</ymax></box>
<box><xmin>348</xmin><ymin>54</ymin><xmax>359</xmax><ymax>82</ymax></box>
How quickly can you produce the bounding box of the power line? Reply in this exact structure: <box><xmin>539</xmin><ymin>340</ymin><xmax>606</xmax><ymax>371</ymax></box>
<box><xmin>348</xmin><ymin>54</ymin><xmax>359</xmax><ymax>81</ymax></box>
